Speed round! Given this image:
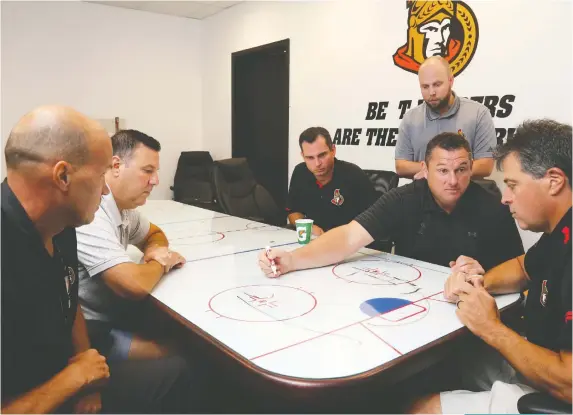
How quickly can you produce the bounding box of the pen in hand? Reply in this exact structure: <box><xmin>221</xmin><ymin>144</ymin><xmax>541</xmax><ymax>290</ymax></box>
<box><xmin>265</xmin><ymin>246</ymin><xmax>278</xmax><ymax>277</ymax></box>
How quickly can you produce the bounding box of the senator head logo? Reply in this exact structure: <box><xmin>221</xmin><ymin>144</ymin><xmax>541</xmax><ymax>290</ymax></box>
<box><xmin>393</xmin><ymin>0</ymin><xmax>479</xmax><ymax>77</ymax></box>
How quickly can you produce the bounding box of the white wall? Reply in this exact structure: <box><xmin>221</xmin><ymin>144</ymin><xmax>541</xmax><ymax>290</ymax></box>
<box><xmin>3</xmin><ymin>1</ymin><xmax>570</xmax><ymax>249</ymax></box>
<box><xmin>1</xmin><ymin>1</ymin><xmax>203</xmax><ymax>199</ymax></box>
<box><xmin>202</xmin><ymin>0</ymin><xmax>572</xmax><ymax>250</ymax></box>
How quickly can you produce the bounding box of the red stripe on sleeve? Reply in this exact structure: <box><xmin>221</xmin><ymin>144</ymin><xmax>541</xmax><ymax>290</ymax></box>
<box><xmin>565</xmin><ymin>311</ymin><xmax>572</xmax><ymax>323</ymax></box>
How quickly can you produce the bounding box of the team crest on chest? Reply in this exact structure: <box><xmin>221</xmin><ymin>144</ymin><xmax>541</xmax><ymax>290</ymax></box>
<box><xmin>540</xmin><ymin>280</ymin><xmax>548</xmax><ymax>307</ymax></box>
<box><xmin>331</xmin><ymin>189</ymin><xmax>344</xmax><ymax>206</ymax></box>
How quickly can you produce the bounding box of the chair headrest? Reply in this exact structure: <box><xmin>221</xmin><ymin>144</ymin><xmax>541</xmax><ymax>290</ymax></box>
<box><xmin>215</xmin><ymin>158</ymin><xmax>257</xmax><ymax>197</ymax></box>
<box><xmin>472</xmin><ymin>179</ymin><xmax>502</xmax><ymax>199</ymax></box>
<box><xmin>177</xmin><ymin>151</ymin><xmax>213</xmax><ymax>166</ymax></box>
<box><xmin>364</xmin><ymin>169</ymin><xmax>399</xmax><ymax>193</ymax></box>
<box><xmin>215</xmin><ymin>158</ymin><xmax>255</xmax><ymax>182</ymax></box>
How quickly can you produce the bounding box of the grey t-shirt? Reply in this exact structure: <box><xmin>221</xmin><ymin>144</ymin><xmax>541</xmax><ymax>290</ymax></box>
<box><xmin>76</xmin><ymin>189</ymin><xmax>150</xmax><ymax>322</ymax></box>
<box><xmin>395</xmin><ymin>93</ymin><xmax>496</xmax><ymax>162</ymax></box>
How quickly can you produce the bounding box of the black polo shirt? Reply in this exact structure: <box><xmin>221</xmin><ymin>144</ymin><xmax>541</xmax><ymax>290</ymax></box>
<box><xmin>1</xmin><ymin>180</ymin><xmax>79</xmax><ymax>401</ymax></box>
<box><xmin>523</xmin><ymin>207</ymin><xmax>572</xmax><ymax>352</ymax></box>
<box><xmin>355</xmin><ymin>179</ymin><xmax>524</xmax><ymax>270</ymax></box>
<box><xmin>286</xmin><ymin>159</ymin><xmax>378</xmax><ymax>231</ymax></box>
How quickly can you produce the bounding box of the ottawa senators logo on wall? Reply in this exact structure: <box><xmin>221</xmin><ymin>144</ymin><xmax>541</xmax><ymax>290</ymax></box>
<box><xmin>393</xmin><ymin>1</ymin><xmax>479</xmax><ymax>77</ymax></box>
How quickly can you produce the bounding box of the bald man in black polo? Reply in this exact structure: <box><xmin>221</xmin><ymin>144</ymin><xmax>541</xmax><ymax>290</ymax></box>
<box><xmin>1</xmin><ymin>106</ymin><xmax>202</xmax><ymax>414</ymax></box>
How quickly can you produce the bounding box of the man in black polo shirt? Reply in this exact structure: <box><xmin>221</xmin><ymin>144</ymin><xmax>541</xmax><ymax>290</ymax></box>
<box><xmin>2</xmin><ymin>106</ymin><xmax>200</xmax><ymax>413</ymax></box>
<box><xmin>259</xmin><ymin>132</ymin><xmax>523</xmax><ymax>277</ymax></box>
<box><xmin>411</xmin><ymin>119</ymin><xmax>572</xmax><ymax>414</ymax></box>
<box><xmin>286</xmin><ymin>127</ymin><xmax>378</xmax><ymax>236</ymax></box>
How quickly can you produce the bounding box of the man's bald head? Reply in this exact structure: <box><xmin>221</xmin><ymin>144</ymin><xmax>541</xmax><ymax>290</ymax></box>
<box><xmin>419</xmin><ymin>56</ymin><xmax>452</xmax><ymax>78</ymax></box>
<box><xmin>418</xmin><ymin>57</ymin><xmax>454</xmax><ymax>113</ymax></box>
<box><xmin>5</xmin><ymin>105</ymin><xmax>108</xmax><ymax>169</ymax></box>
<box><xmin>5</xmin><ymin>105</ymin><xmax>113</xmax><ymax>228</ymax></box>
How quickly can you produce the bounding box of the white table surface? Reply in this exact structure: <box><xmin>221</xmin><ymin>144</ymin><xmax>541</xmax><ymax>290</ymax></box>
<box><xmin>137</xmin><ymin>200</ymin><xmax>520</xmax><ymax>380</ymax></box>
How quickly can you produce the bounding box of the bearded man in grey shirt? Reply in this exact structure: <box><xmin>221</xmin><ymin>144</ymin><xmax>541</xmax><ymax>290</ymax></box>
<box><xmin>396</xmin><ymin>56</ymin><xmax>497</xmax><ymax>180</ymax></box>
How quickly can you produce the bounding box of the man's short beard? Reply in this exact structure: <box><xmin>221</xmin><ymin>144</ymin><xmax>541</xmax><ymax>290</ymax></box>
<box><xmin>427</xmin><ymin>90</ymin><xmax>452</xmax><ymax>111</ymax></box>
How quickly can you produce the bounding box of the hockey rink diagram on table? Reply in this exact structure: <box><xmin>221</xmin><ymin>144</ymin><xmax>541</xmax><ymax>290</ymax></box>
<box><xmin>159</xmin><ymin>217</ymin><xmax>287</xmax><ymax>243</ymax></box>
<box><xmin>152</xmin><ymin>247</ymin><xmax>520</xmax><ymax>380</ymax></box>
<box><xmin>134</xmin><ymin>201</ymin><xmax>520</xmax><ymax>379</ymax></box>
<box><xmin>136</xmin><ymin>200</ymin><xmax>228</xmax><ymax>225</ymax></box>
<box><xmin>155</xmin><ymin>215</ymin><xmax>299</xmax><ymax>261</ymax></box>
<box><xmin>208</xmin><ymin>284</ymin><xmax>318</xmax><ymax>323</ymax></box>
<box><xmin>132</xmin><ymin>201</ymin><xmax>300</xmax><ymax>263</ymax></box>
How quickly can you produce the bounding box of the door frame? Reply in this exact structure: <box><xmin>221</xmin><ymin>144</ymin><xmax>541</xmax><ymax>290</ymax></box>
<box><xmin>231</xmin><ymin>38</ymin><xmax>290</xmax><ymax>159</ymax></box>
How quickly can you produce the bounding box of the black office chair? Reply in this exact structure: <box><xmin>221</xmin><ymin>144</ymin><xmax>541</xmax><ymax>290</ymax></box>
<box><xmin>473</xmin><ymin>178</ymin><xmax>502</xmax><ymax>200</ymax></box>
<box><xmin>363</xmin><ymin>170</ymin><xmax>400</xmax><ymax>196</ymax></box>
<box><xmin>363</xmin><ymin>170</ymin><xmax>400</xmax><ymax>253</ymax></box>
<box><xmin>170</xmin><ymin>151</ymin><xmax>222</xmax><ymax>212</ymax></box>
<box><xmin>518</xmin><ymin>392</ymin><xmax>572</xmax><ymax>414</ymax></box>
<box><xmin>212</xmin><ymin>157</ymin><xmax>285</xmax><ymax>227</ymax></box>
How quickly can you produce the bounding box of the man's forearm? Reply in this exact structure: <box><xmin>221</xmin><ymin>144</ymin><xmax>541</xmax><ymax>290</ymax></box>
<box><xmin>471</xmin><ymin>158</ymin><xmax>494</xmax><ymax>178</ymax></box>
<box><xmin>2</xmin><ymin>366</ymin><xmax>82</xmax><ymax>414</ymax></box>
<box><xmin>291</xmin><ymin>221</ymin><xmax>373</xmax><ymax>272</ymax></box>
<box><xmin>288</xmin><ymin>212</ymin><xmax>305</xmax><ymax>226</ymax></box>
<box><xmin>143</xmin><ymin>231</ymin><xmax>169</xmax><ymax>251</ymax></box>
<box><xmin>102</xmin><ymin>261</ymin><xmax>165</xmax><ymax>300</ymax></box>
<box><xmin>484</xmin><ymin>255</ymin><xmax>529</xmax><ymax>294</ymax></box>
<box><xmin>482</xmin><ymin>323</ymin><xmax>572</xmax><ymax>402</ymax></box>
<box><xmin>71</xmin><ymin>305</ymin><xmax>91</xmax><ymax>354</ymax></box>
<box><xmin>133</xmin><ymin>261</ymin><xmax>166</xmax><ymax>295</ymax></box>
<box><xmin>395</xmin><ymin>160</ymin><xmax>422</xmax><ymax>179</ymax></box>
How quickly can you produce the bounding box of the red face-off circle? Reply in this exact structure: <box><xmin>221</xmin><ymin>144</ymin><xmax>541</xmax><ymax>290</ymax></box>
<box><xmin>332</xmin><ymin>259</ymin><xmax>421</xmax><ymax>285</ymax></box>
<box><xmin>208</xmin><ymin>285</ymin><xmax>317</xmax><ymax>323</ymax></box>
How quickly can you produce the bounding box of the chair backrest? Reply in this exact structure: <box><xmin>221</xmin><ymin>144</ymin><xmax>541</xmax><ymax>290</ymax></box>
<box><xmin>473</xmin><ymin>179</ymin><xmax>502</xmax><ymax>200</ymax></box>
<box><xmin>212</xmin><ymin>157</ymin><xmax>284</xmax><ymax>225</ymax></box>
<box><xmin>172</xmin><ymin>151</ymin><xmax>217</xmax><ymax>205</ymax></box>
<box><xmin>363</xmin><ymin>170</ymin><xmax>400</xmax><ymax>196</ymax></box>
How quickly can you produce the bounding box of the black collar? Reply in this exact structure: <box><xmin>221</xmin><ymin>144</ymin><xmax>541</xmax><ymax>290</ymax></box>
<box><xmin>421</xmin><ymin>179</ymin><xmax>477</xmax><ymax>215</ymax></box>
<box><xmin>1</xmin><ymin>179</ymin><xmax>45</xmax><ymax>246</ymax></box>
<box><xmin>2</xmin><ymin>179</ymin><xmax>77</xmax><ymax>320</ymax></box>
<box><xmin>313</xmin><ymin>157</ymin><xmax>339</xmax><ymax>189</ymax></box>
<box><xmin>330</xmin><ymin>158</ymin><xmax>340</xmax><ymax>183</ymax></box>
<box><xmin>543</xmin><ymin>207</ymin><xmax>572</xmax><ymax>255</ymax></box>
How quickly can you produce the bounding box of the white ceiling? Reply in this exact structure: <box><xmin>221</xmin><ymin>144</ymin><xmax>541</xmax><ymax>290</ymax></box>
<box><xmin>87</xmin><ymin>1</ymin><xmax>243</xmax><ymax>20</ymax></box>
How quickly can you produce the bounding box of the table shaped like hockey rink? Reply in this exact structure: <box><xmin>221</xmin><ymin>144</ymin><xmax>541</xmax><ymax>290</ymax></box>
<box><xmin>139</xmin><ymin>201</ymin><xmax>520</xmax><ymax>382</ymax></box>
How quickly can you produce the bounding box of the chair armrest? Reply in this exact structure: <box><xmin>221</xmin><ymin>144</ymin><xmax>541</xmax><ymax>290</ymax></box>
<box><xmin>517</xmin><ymin>392</ymin><xmax>572</xmax><ymax>414</ymax></box>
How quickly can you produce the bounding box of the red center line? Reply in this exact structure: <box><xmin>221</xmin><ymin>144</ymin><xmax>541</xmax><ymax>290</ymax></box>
<box><xmin>250</xmin><ymin>318</ymin><xmax>368</xmax><ymax>361</ymax></box>
<box><xmin>249</xmin><ymin>290</ymin><xmax>444</xmax><ymax>361</ymax></box>
<box><xmin>359</xmin><ymin>322</ymin><xmax>402</xmax><ymax>355</ymax></box>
